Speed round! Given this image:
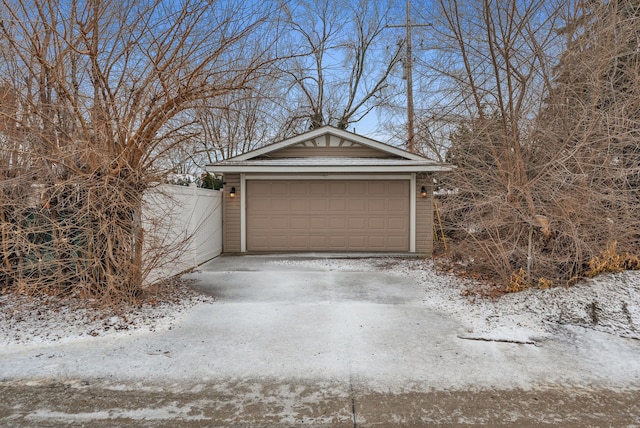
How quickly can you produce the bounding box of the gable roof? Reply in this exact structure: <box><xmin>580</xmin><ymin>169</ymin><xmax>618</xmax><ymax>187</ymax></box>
<box><xmin>229</xmin><ymin>126</ymin><xmax>426</xmax><ymax>161</ymax></box>
<box><xmin>207</xmin><ymin>126</ymin><xmax>454</xmax><ymax>173</ymax></box>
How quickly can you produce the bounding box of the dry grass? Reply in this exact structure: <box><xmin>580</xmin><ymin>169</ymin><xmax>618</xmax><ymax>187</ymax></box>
<box><xmin>585</xmin><ymin>242</ymin><xmax>640</xmax><ymax>279</ymax></box>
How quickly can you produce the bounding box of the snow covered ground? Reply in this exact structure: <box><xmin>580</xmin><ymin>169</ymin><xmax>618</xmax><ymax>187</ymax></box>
<box><xmin>1</xmin><ymin>257</ymin><xmax>638</xmax><ymax>348</ymax></box>
<box><xmin>2</xmin><ymin>257</ymin><xmax>639</xmax><ymax>426</ymax></box>
<box><xmin>0</xmin><ymin>281</ymin><xmax>214</xmax><ymax>347</ymax></box>
<box><xmin>273</xmin><ymin>257</ymin><xmax>640</xmax><ymax>343</ymax></box>
<box><xmin>408</xmin><ymin>259</ymin><xmax>640</xmax><ymax>341</ymax></box>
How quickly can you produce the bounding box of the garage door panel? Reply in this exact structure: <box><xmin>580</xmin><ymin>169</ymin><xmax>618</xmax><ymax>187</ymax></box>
<box><xmin>368</xmin><ymin>217</ymin><xmax>386</xmax><ymax>229</ymax></box>
<box><xmin>349</xmin><ymin>236</ymin><xmax>366</xmax><ymax>247</ymax></box>
<box><xmin>368</xmin><ymin>236</ymin><xmax>385</xmax><ymax>247</ymax></box>
<box><xmin>270</xmin><ymin>200</ymin><xmax>290</xmax><ymax>212</ymax></box>
<box><xmin>251</xmin><ymin>199</ymin><xmax>271</xmax><ymax>211</ymax></box>
<box><xmin>289</xmin><ymin>235</ymin><xmax>309</xmax><ymax>248</ymax></box>
<box><xmin>348</xmin><ymin>199</ymin><xmax>367</xmax><ymax>212</ymax></box>
<box><xmin>290</xmin><ymin>199</ymin><xmax>308</xmax><ymax>211</ymax></box>
<box><xmin>388</xmin><ymin>218</ymin><xmax>408</xmax><ymax>230</ymax></box>
<box><xmin>309</xmin><ymin>236</ymin><xmax>328</xmax><ymax>247</ymax></box>
<box><xmin>309</xmin><ymin>199</ymin><xmax>327</xmax><ymax>211</ymax></box>
<box><xmin>329</xmin><ymin>236</ymin><xmax>347</xmax><ymax>247</ymax></box>
<box><xmin>250</xmin><ymin>182</ymin><xmax>271</xmax><ymax>193</ymax></box>
<box><xmin>309</xmin><ymin>217</ymin><xmax>328</xmax><ymax>228</ymax></box>
<box><xmin>367</xmin><ymin>199</ymin><xmax>386</xmax><ymax>212</ymax></box>
<box><xmin>348</xmin><ymin>217</ymin><xmax>367</xmax><ymax>229</ymax></box>
<box><xmin>388</xmin><ymin>200</ymin><xmax>408</xmax><ymax>212</ymax></box>
<box><xmin>249</xmin><ymin>237</ymin><xmax>269</xmax><ymax>250</ymax></box>
<box><xmin>387</xmin><ymin>181</ymin><xmax>407</xmax><ymax>193</ymax></box>
<box><xmin>388</xmin><ymin>236</ymin><xmax>407</xmax><ymax>249</ymax></box>
<box><xmin>367</xmin><ymin>182</ymin><xmax>386</xmax><ymax>194</ymax></box>
<box><xmin>329</xmin><ymin>217</ymin><xmax>347</xmax><ymax>229</ymax></box>
<box><xmin>271</xmin><ymin>182</ymin><xmax>290</xmax><ymax>194</ymax></box>
<box><xmin>347</xmin><ymin>182</ymin><xmax>367</xmax><ymax>193</ymax></box>
<box><xmin>309</xmin><ymin>182</ymin><xmax>327</xmax><ymax>194</ymax></box>
<box><xmin>329</xmin><ymin>199</ymin><xmax>347</xmax><ymax>211</ymax></box>
<box><xmin>269</xmin><ymin>217</ymin><xmax>290</xmax><ymax>229</ymax></box>
<box><xmin>328</xmin><ymin>182</ymin><xmax>347</xmax><ymax>193</ymax></box>
<box><xmin>290</xmin><ymin>217</ymin><xmax>309</xmax><ymax>229</ymax></box>
<box><xmin>251</xmin><ymin>218</ymin><xmax>270</xmax><ymax>229</ymax></box>
<box><xmin>289</xmin><ymin>182</ymin><xmax>308</xmax><ymax>194</ymax></box>
<box><xmin>247</xmin><ymin>180</ymin><xmax>409</xmax><ymax>252</ymax></box>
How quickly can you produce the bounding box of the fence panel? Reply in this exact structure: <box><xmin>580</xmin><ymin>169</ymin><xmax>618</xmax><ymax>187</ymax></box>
<box><xmin>143</xmin><ymin>184</ymin><xmax>222</xmax><ymax>283</ymax></box>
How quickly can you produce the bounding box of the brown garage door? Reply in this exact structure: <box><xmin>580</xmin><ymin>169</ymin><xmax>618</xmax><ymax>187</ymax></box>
<box><xmin>246</xmin><ymin>180</ymin><xmax>409</xmax><ymax>252</ymax></box>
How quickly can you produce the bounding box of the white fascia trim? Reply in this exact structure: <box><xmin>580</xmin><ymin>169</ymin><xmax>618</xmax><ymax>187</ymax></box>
<box><xmin>410</xmin><ymin>173</ymin><xmax>416</xmax><ymax>253</ymax></box>
<box><xmin>242</xmin><ymin>173</ymin><xmax>417</xmax><ymax>254</ymax></box>
<box><xmin>240</xmin><ymin>173</ymin><xmax>246</xmax><ymax>253</ymax></box>
<box><xmin>338</xmin><ymin>133</ymin><xmax>427</xmax><ymax>161</ymax></box>
<box><xmin>230</xmin><ymin>128</ymin><xmax>331</xmax><ymax>161</ymax></box>
<box><xmin>244</xmin><ymin>174</ymin><xmax>412</xmax><ymax>180</ymax></box>
<box><xmin>209</xmin><ymin>165</ymin><xmax>453</xmax><ymax>173</ymax></box>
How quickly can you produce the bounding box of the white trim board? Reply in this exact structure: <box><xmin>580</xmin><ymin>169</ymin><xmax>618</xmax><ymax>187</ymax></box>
<box><xmin>410</xmin><ymin>173</ymin><xmax>416</xmax><ymax>253</ymax></box>
<box><xmin>240</xmin><ymin>173</ymin><xmax>246</xmax><ymax>253</ymax></box>
<box><xmin>244</xmin><ymin>174</ymin><xmax>412</xmax><ymax>180</ymax></box>
<box><xmin>210</xmin><ymin>165</ymin><xmax>451</xmax><ymax>173</ymax></box>
<box><xmin>240</xmin><ymin>175</ymin><xmax>417</xmax><ymax>253</ymax></box>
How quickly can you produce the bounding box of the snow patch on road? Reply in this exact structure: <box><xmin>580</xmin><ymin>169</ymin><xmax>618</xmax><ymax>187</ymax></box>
<box><xmin>25</xmin><ymin>405</ymin><xmax>209</xmax><ymax>423</ymax></box>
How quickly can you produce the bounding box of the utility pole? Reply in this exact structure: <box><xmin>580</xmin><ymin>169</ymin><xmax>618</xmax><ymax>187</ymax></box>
<box><xmin>404</xmin><ymin>0</ymin><xmax>416</xmax><ymax>153</ymax></box>
<box><xmin>388</xmin><ymin>1</ymin><xmax>430</xmax><ymax>153</ymax></box>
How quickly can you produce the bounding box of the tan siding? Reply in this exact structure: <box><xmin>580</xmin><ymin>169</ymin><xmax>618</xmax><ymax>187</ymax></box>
<box><xmin>267</xmin><ymin>145</ymin><xmax>393</xmax><ymax>158</ymax></box>
<box><xmin>222</xmin><ymin>174</ymin><xmax>241</xmax><ymax>253</ymax></box>
<box><xmin>415</xmin><ymin>173</ymin><xmax>433</xmax><ymax>256</ymax></box>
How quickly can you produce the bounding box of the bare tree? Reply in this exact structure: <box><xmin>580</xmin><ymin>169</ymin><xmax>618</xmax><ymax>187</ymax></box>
<box><xmin>279</xmin><ymin>0</ymin><xmax>404</xmax><ymax>131</ymax></box>
<box><xmin>190</xmin><ymin>87</ymin><xmax>286</xmax><ymax>163</ymax></box>
<box><xmin>421</xmin><ymin>0</ymin><xmax>566</xmax><ymax>287</ymax></box>
<box><xmin>528</xmin><ymin>0</ymin><xmax>640</xmax><ymax>282</ymax></box>
<box><xmin>0</xmin><ymin>0</ymin><xmax>275</xmax><ymax>303</ymax></box>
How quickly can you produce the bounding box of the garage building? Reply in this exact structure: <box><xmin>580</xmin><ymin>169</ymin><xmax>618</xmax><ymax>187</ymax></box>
<box><xmin>207</xmin><ymin>126</ymin><xmax>453</xmax><ymax>255</ymax></box>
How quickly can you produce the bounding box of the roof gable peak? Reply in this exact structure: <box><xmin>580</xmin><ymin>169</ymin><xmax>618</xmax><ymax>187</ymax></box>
<box><xmin>230</xmin><ymin>126</ymin><xmax>428</xmax><ymax>161</ymax></box>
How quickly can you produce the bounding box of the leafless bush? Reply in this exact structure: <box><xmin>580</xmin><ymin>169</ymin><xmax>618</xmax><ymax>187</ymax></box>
<box><xmin>428</xmin><ymin>0</ymin><xmax>640</xmax><ymax>290</ymax></box>
<box><xmin>1</xmin><ymin>168</ymin><xmax>144</xmax><ymax>301</ymax></box>
<box><xmin>0</xmin><ymin>0</ymin><xmax>275</xmax><ymax>305</ymax></box>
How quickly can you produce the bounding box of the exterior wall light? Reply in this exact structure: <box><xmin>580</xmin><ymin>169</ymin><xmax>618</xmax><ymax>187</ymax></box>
<box><xmin>420</xmin><ymin>185</ymin><xmax>427</xmax><ymax>198</ymax></box>
<box><xmin>230</xmin><ymin>187</ymin><xmax>236</xmax><ymax>198</ymax></box>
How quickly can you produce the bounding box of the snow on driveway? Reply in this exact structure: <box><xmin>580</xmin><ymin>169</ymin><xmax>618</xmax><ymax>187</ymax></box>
<box><xmin>1</xmin><ymin>257</ymin><xmax>640</xmax><ymax>392</ymax></box>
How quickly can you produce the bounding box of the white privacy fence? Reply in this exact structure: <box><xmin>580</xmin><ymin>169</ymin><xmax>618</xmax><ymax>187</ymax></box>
<box><xmin>143</xmin><ymin>184</ymin><xmax>222</xmax><ymax>283</ymax></box>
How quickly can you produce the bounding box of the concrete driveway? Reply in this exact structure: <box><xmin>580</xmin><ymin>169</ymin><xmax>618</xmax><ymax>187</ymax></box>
<box><xmin>191</xmin><ymin>254</ymin><xmax>430</xmax><ymax>304</ymax></box>
<box><xmin>186</xmin><ymin>254</ymin><xmax>465</xmax><ymax>386</ymax></box>
<box><xmin>185</xmin><ymin>255</ymin><xmax>640</xmax><ymax>390</ymax></box>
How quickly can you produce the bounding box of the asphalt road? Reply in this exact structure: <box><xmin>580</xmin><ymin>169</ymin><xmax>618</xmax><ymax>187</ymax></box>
<box><xmin>2</xmin><ymin>380</ymin><xmax>640</xmax><ymax>427</ymax></box>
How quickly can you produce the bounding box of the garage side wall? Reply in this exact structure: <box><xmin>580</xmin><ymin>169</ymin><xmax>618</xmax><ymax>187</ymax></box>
<box><xmin>222</xmin><ymin>173</ymin><xmax>241</xmax><ymax>252</ymax></box>
<box><xmin>416</xmin><ymin>173</ymin><xmax>433</xmax><ymax>256</ymax></box>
